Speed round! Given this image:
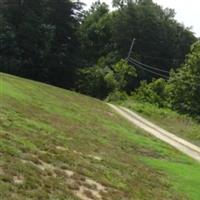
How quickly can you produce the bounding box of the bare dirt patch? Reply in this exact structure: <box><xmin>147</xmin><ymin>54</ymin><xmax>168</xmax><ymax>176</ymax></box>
<box><xmin>0</xmin><ymin>167</ymin><xmax>4</xmax><ymax>175</ymax></box>
<box><xmin>88</xmin><ymin>155</ymin><xmax>102</xmax><ymax>161</ymax></box>
<box><xmin>21</xmin><ymin>155</ymin><xmax>108</xmax><ymax>200</ymax></box>
<box><xmin>13</xmin><ymin>175</ymin><xmax>24</xmax><ymax>185</ymax></box>
<box><xmin>56</xmin><ymin>146</ymin><xmax>68</xmax><ymax>151</ymax></box>
<box><xmin>73</xmin><ymin>150</ymin><xmax>83</xmax><ymax>156</ymax></box>
<box><xmin>72</xmin><ymin>149</ymin><xmax>103</xmax><ymax>162</ymax></box>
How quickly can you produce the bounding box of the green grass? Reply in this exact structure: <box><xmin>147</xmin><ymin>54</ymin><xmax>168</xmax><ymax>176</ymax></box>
<box><xmin>120</xmin><ymin>98</ymin><xmax>200</xmax><ymax>146</ymax></box>
<box><xmin>142</xmin><ymin>157</ymin><xmax>200</xmax><ymax>200</ymax></box>
<box><xmin>0</xmin><ymin>73</ymin><xmax>200</xmax><ymax>200</ymax></box>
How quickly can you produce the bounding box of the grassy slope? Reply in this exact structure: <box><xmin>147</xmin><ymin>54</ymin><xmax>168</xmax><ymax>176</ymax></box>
<box><xmin>0</xmin><ymin>73</ymin><xmax>200</xmax><ymax>200</ymax></box>
<box><xmin>120</xmin><ymin>99</ymin><xmax>200</xmax><ymax>147</ymax></box>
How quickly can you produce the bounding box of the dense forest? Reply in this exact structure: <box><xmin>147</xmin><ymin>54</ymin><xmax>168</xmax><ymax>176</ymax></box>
<box><xmin>0</xmin><ymin>0</ymin><xmax>199</xmax><ymax>118</ymax></box>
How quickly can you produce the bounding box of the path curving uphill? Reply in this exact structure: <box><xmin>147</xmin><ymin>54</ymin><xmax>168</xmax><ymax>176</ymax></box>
<box><xmin>108</xmin><ymin>103</ymin><xmax>200</xmax><ymax>163</ymax></box>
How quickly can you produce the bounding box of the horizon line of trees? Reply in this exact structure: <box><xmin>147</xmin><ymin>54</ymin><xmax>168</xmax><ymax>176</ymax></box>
<box><xmin>0</xmin><ymin>0</ymin><xmax>199</xmax><ymax>118</ymax></box>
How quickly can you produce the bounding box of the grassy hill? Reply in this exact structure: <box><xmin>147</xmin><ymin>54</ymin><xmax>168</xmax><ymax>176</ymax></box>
<box><xmin>0</xmin><ymin>73</ymin><xmax>200</xmax><ymax>200</ymax></box>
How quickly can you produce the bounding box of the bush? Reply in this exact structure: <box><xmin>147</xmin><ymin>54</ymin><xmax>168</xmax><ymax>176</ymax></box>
<box><xmin>76</xmin><ymin>58</ymin><xmax>137</xmax><ymax>99</ymax></box>
<box><xmin>168</xmin><ymin>41</ymin><xmax>200</xmax><ymax>118</ymax></box>
<box><xmin>106</xmin><ymin>90</ymin><xmax>128</xmax><ymax>102</ymax></box>
<box><xmin>134</xmin><ymin>78</ymin><xmax>168</xmax><ymax>107</ymax></box>
<box><xmin>76</xmin><ymin>65</ymin><xmax>111</xmax><ymax>99</ymax></box>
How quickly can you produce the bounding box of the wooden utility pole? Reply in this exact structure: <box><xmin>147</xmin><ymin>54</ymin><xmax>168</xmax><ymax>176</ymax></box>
<box><xmin>127</xmin><ymin>38</ymin><xmax>136</xmax><ymax>60</ymax></box>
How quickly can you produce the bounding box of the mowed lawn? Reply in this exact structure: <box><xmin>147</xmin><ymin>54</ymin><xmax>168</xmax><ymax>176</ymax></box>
<box><xmin>0</xmin><ymin>73</ymin><xmax>200</xmax><ymax>200</ymax></box>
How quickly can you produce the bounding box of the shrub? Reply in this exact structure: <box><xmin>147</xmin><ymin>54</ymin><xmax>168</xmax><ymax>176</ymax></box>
<box><xmin>77</xmin><ymin>59</ymin><xmax>137</xmax><ymax>99</ymax></box>
<box><xmin>134</xmin><ymin>78</ymin><xmax>168</xmax><ymax>107</ymax></box>
<box><xmin>168</xmin><ymin>41</ymin><xmax>200</xmax><ymax>118</ymax></box>
<box><xmin>106</xmin><ymin>90</ymin><xmax>128</xmax><ymax>102</ymax></box>
<box><xmin>76</xmin><ymin>65</ymin><xmax>111</xmax><ymax>99</ymax></box>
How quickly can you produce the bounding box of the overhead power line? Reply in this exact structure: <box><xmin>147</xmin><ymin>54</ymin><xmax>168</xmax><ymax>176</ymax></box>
<box><xmin>140</xmin><ymin>54</ymin><xmax>180</xmax><ymax>62</ymax></box>
<box><xmin>129</xmin><ymin>57</ymin><xmax>169</xmax><ymax>74</ymax></box>
<box><xmin>128</xmin><ymin>58</ymin><xmax>169</xmax><ymax>79</ymax></box>
<box><xmin>126</xmin><ymin>37</ymin><xmax>169</xmax><ymax>79</ymax></box>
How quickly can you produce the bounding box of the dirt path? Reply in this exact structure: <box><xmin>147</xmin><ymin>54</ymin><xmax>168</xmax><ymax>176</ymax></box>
<box><xmin>108</xmin><ymin>103</ymin><xmax>200</xmax><ymax>163</ymax></box>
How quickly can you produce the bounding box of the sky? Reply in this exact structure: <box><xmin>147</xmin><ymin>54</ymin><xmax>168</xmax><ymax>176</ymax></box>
<box><xmin>81</xmin><ymin>0</ymin><xmax>200</xmax><ymax>37</ymax></box>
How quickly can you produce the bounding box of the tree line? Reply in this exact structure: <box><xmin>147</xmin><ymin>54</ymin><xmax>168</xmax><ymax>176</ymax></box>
<box><xmin>0</xmin><ymin>0</ymin><xmax>199</xmax><ymax>118</ymax></box>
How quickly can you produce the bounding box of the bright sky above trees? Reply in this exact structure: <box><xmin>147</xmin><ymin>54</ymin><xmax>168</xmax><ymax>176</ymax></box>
<box><xmin>82</xmin><ymin>0</ymin><xmax>200</xmax><ymax>37</ymax></box>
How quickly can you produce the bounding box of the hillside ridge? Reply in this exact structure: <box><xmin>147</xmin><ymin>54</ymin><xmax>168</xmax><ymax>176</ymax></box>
<box><xmin>0</xmin><ymin>73</ymin><xmax>200</xmax><ymax>200</ymax></box>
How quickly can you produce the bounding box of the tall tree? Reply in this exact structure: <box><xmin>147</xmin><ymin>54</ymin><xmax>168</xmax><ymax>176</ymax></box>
<box><xmin>79</xmin><ymin>1</ymin><xmax>113</xmax><ymax>66</ymax></box>
<box><xmin>168</xmin><ymin>41</ymin><xmax>200</xmax><ymax>118</ymax></box>
<box><xmin>0</xmin><ymin>0</ymin><xmax>83</xmax><ymax>88</ymax></box>
<box><xmin>111</xmin><ymin>0</ymin><xmax>196</xmax><ymax>81</ymax></box>
<box><xmin>3</xmin><ymin>0</ymin><xmax>48</xmax><ymax>78</ymax></box>
<box><xmin>44</xmin><ymin>0</ymin><xmax>82</xmax><ymax>87</ymax></box>
<box><xmin>0</xmin><ymin>13</ymin><xmax>19</xmax><ymax>74</ymax></box>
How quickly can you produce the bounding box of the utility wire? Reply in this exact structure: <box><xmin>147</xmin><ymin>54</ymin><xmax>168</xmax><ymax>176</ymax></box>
<box><xmin>129</xmin><ymin>57</ymin><xmax>169</xmax><ymax>74</ymax></box>
<box><xmin>128</xmin><ymin>58</ymin><xmax>169</xmax><ymax>79</ymax></box>
<box><xmin>126</xmin><ymin>37</ymin><xmax>169</xmax><ymax>79</ymax></box>
<box><xmin>140</xmin><ymin>54</ymin><xmax>180</xmax><ymax>62</ymax></box>
<box><xmin>128</xmin><ymin>59</ymin><xmax>169</xmax><ymax>79</ymax></box>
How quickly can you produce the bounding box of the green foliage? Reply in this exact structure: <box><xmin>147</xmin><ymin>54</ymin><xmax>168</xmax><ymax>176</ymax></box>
<box><xmin>168</xmin><ymin>41</ymin><xmax>200</xmax><ymax>118</ymax></box>
<box><xmin>77</xmin><ymin>59</ymin><xmax>137</xmax><ymax>99</ymax></box>
<box><xmin>111</xmin><ymin>59</ymin><xmax>137</xmax><ymax>91</ymax></box>
<box><xmin>106</xmin><ymin>90</ymin><xmax>128</xmax><ymax>102</ymax></box>
<box><xmin>79</xmin><ymin>1</ymin><xmax>113</xmax><ymax>66</ymax></box>
<box><xmin>0</xmin><ymin>0</ymin><xmax>197</xmax><ymax>99</ymax></box>
<box><xmin>0</xmin><ymin>15</ymin><xmax>20</xmax><ymax>73</ymax></box>
<box><xmin>78</xmin><ymin>0</ymin><xmax>196</xmax><ymax>93</ymax></box>
<box><xmin>77</xmin><ymin>65</ymin><xmax>110</xmax><ymax>99</ymax></box>
<box><xmin>111</xmin><ymin>0</ymin><xmax>196</xmax><ymax>81</ymax></box>
<box><xmin>112</xmin><ymin>0</ymin><xmax>133</xmax><ymax>8</ymax></box>
<box><xmin>134</xmin><ymin>78</ymin><xmax>168</xmax><ymax>107</ymax></box>
<box><xmin>130</xmin><ymin>41</ymin><xmax>200</xmax><ymax>118</ymax></box>
<box><xmin>0</xmin><ymin>0</ymin><xmax>82</xmax><ymax>88</ymax></box>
